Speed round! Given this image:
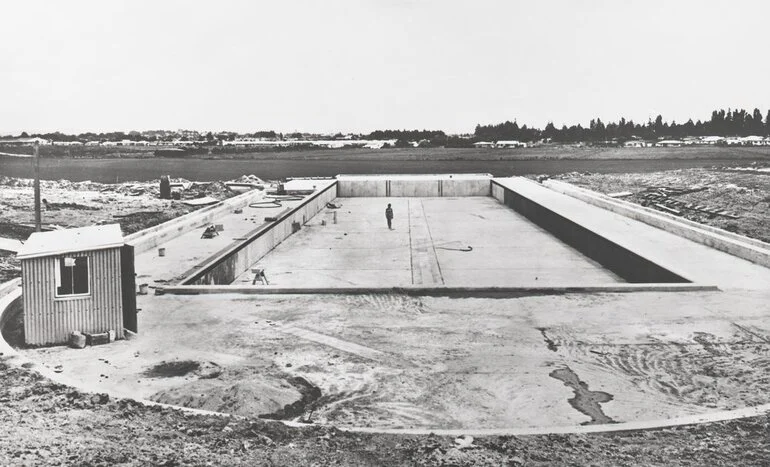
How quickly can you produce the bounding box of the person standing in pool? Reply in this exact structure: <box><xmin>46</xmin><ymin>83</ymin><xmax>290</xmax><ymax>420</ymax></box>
<box><xmin>385</xmin><ymin>203</ymin><xmax>394</xmax><ymax>230</ymax></box>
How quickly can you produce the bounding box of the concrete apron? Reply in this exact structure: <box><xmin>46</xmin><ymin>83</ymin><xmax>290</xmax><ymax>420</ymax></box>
<box><xmin>3</xmin><ymin>287</ymin><xmax>770</xmax><ymax>437</ymax></box>
<box><xmin>0</xmin><ymin>276</ymin><xmax>764</xmax><ymax>436</ymax></box>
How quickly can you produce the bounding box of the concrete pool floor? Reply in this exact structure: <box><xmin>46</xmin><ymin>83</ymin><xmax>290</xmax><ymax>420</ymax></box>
<box><xmin>233</xmin><ymin>197</ymin><xmax>622</xmax><ymax>287</ymax></box>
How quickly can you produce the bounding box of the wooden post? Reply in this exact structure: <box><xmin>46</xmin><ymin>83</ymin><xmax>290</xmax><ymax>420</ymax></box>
<box><xmin>33</xmin><ymin>142</ymin><xmax>41</xmax><ymax>232</ymax></box>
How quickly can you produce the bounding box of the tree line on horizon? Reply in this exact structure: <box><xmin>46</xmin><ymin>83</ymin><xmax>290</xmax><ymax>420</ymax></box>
<box><xmin>10</xmin><ymin>108</ymin><xmax>770</xmax><ymax>148</ymax></box>
<box><xmin>474</xmin><ymin>108</ymin><xmax>770</xmax><ymax>144</ymax></box>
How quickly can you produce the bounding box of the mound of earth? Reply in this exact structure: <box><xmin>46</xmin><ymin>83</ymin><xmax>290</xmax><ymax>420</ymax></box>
<box><xmin>149</xmin><ymin>374</ymin><xmax>303</xmax><ymax>417</ymax></box>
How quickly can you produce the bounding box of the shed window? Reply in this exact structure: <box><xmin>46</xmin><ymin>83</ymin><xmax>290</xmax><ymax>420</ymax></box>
<box><xmin>55</xmin><ymin>256</ymin><xmax>89</xmax><ymax>296</ymax></box>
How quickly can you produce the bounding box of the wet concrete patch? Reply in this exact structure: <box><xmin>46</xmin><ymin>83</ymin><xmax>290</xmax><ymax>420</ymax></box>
<box><xmin>549</xmin><ymin>366</ymin><xmax>616</xmax><ymax>425</ymax></box>
<box><xmin>536</xmin><ymin>327</ymin><xmax>558</xmax><ymax>352</ymax></box>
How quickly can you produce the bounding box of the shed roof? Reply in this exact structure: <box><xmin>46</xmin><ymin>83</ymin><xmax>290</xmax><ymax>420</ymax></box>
<box><xmin>16</xmin><ymin>224</ymin><xmax>124</xmax><ymax>260</ymax></box>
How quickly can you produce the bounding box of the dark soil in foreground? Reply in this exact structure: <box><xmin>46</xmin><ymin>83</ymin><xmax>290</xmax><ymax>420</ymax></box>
<box><xmin>2</xmin><ymin>357</ymin><xmax>770</xmax><ymax>466</ymax></box>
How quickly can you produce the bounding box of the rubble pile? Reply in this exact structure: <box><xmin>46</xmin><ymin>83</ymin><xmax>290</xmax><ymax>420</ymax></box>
<box><xmin>550</xmin><ymin>168</ymin><xmax>770</xmax><ymax>243</ymax></box>
<box><xmin>1</xmin><ymin>176</ymin><xmax>243</xmax><ymax>202</ymax></box>
<box><xmin>0</xmin><ymin>251</ymin><xmax>20</xmax><ymax>283</ymax></box>
<box><xmin>231</xmin><ymin>174</ymin><xmax>267</xmax><ymax>185</ymax></box>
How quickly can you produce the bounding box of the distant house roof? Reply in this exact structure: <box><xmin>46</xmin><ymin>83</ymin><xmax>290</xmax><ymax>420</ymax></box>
<box><xmin>0</xmin><ymin>137</ymin><xmax>49</xmax><ymax>144</ymax></box>
<box><xmin>16</xmin><ymin>224</ymin><xmax>124</xmax><ymax>260</ymax></box>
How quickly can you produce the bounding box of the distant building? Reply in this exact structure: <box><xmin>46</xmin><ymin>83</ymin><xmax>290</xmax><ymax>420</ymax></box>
<box><xmin>0</xmin><ymin>137</ymin><xmax>51</xmax><ymax>146</ymax></box>
<box><xmin>700</xmin><ymin>136</ymin><xmax>724</xmax><ymax>145</ymax></box>
<box><xmin>363</xmin><ymin>140</ymin><xmax>396</xmax><ymax>149</ymax></box>
<box><xmin>495</xmin><ymin>140</ymin><xmax>527</xmax><ymax>148</ymax></box>
<box><xmin>741</xmin><ymin>136</ymin><xmax>766</xmax><ymax>146</ymax></box>
<box><xmin>16</xmin><ymin>224</ymin><xmax>137</xmax><ymax>346</ymax></box>
<box><xmin>624</xmin><ymin>140</ymin><xmax>649</xmax><ymax>148</ymax></box>
<box><xmin>656</xmin><ymin>140</ymin><xmax>685</xmax><ymax>147</ymax></box>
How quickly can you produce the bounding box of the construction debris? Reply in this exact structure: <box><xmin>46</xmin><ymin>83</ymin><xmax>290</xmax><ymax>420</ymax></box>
<box><xmin>251</xmin><ymin>268</ymin><xmax>269</xmax><ymax>285</ymax></box>
<box><xmin>201</xmin><ymin>225</ymin><xmax>219</xmax><ymax>239</ymax></box>
<box><xmin>84</xmin><ymin>331</ymin><xmax>114</xmax><ymax>346</ymax></box>
<box><xmin>159</xmin><ymin>175</ymin><xmax>171</xmax><ymax>199</ymax></box>
<box><xmin>454</xmin><ymin>435</ymin><xmax>475</xmax><ymax>450</ymax></box>
<box><xmin>68</xmin><ymin>331</ymin><xmax>86</xmax><ymax>349</ymax></box>
<box><xmin>639</xmin><ymin>186</ymin><xmax>739</xmax><ymax>219</ymax></box>
<box><xmin>550</xmin><ymin>168</ymin><xmax>770</xmax><ymax>242</ymax></box>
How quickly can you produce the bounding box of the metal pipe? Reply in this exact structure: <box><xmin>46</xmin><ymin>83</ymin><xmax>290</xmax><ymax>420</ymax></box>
<box><xmin>33</xmin><ymin>142</ymin><xmax>41</xmax><ymax>232</ymax></box>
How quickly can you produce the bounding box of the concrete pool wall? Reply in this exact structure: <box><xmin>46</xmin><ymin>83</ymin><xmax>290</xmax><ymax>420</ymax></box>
<box><xmin>336</xmin><ymin>174</ymin><xmax>492</xmax><ymax>197</ymax></box>
<box><xmin>125</xmin><ymin>188</ymin><xmax>265</xmax><ymax>255</ymax></box>
<box><xmin>181</xmin><ymin>181</ymin><xmax>338</xmax><ymax>285</ymax></box>
<box><xmin>544</xmin><ymin>179</ymin><xmax>770</xmax><ymax>269</ymax></box>
<box><xmin>492</xmin><ymin>178</ymin><xmax>689</xmax><ymax>283</ymax></box>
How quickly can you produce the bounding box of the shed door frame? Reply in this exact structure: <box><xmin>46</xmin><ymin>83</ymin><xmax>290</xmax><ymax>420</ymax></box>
<box><xmin>120</xmin><ymin>245</ymin><xmax>137</xmax><ymax>333</ymax></box>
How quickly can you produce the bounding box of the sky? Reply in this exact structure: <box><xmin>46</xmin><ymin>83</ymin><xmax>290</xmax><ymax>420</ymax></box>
<box><xmin>2</xmin><ymin>0</ymin><xmax>769</xmax><ymax>135</ymax></box>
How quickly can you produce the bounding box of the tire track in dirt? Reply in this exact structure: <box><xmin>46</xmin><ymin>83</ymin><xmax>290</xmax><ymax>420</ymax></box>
<box><xmin>546</xmin><ymin>326</ymin><xmax>770</xmax><ymax>408</ymax></box>
<box><xmin>344</xmin><ymin>293</ymin><xmax>426</xmax><ymax>315</ymax></box>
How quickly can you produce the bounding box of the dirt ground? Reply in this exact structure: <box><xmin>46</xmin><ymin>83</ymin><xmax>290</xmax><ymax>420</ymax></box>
<box><xmin>3</xmin><ymin>352</ymin><xmax>770</xmax><ymax>466</ymax></box>
<box><xmin>0</xmin><ymin>176</ymin><xmax>240</xmax><ymax>282</ymax></box>
<box><xmin>546</xmin><ymin>163</ymin><xmax>770</xmax><ymax>243</ymax></box>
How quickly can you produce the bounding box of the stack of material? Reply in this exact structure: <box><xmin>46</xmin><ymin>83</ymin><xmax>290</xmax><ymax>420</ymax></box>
<box><xmin>639</xmin><ymin>186</ymin><xmax>738</xmax><ymax>219</ymax></box>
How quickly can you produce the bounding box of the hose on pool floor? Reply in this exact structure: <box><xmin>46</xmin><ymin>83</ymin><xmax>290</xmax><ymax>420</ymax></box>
<box><xmin>436</xmin><ymin>244</ymin><xmax>473</xmax><ymax>252</ymax></box>
<box><xmin>249</xmin><ymin>200</ymin><xmax>283</xmax><ymax>208</ymax></box>
<box><xmin>248</xmin><ymin>195</ymin><xmax>305</xmax><ymax>208</ymax></box>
